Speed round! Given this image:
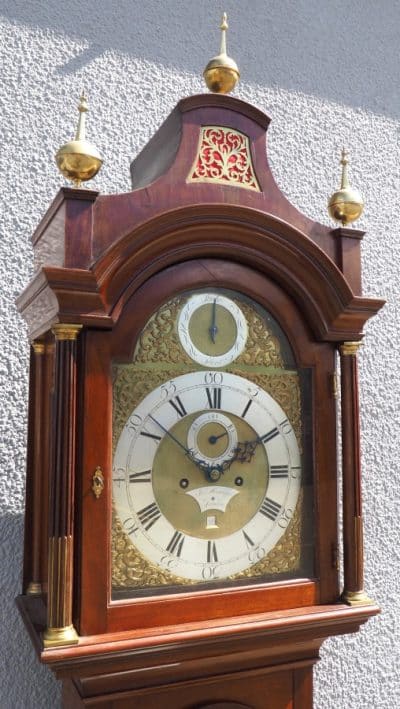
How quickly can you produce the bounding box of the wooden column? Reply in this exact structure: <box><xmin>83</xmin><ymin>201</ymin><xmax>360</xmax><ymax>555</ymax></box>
<box><xmin>339</xmin><ymin>341</ymin><xmax>373</xmax><ymax>606</ymax></box>
<box><xmin>25</xmin><ymin>340</ymin><xmax>45</xmax><ymax>595</ymax></box>
<box><xmin>43</xmin><ymin>324</ymin><xmax>82</xmax><ymax>647</ymax></box>
<box><xmin>40</xmin><ymin>341</ymin><xmax>55</xmax><ymax>592</ymax></box>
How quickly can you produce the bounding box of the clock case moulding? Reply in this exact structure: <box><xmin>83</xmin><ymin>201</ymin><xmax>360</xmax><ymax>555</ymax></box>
<box><xmin>16</xmin><ymin>94</ymin><xmax>384</xmax><ymax>708</ymax></box>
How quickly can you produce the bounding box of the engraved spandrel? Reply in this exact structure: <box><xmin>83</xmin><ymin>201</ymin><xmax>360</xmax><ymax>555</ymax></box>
<box><xmin>133</xmin><ymin>298</ymin><xmax>187</xmax><ymax>365</ymax></box>
<box><xmin>235</xmin><ymin>301</ymin><xmax>284</xmax><ymax>367</ymax></box>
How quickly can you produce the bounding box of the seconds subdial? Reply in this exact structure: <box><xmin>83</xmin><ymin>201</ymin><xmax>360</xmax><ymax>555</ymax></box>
<box><xmin>187</xmin><ymin>412</ymin><xmax>238</xmax><ymax>474</ymax></box>
<box><xmin>177</xmin><ymin>293</ymin><xmax>248</xmax><ymax>367</ymax></box>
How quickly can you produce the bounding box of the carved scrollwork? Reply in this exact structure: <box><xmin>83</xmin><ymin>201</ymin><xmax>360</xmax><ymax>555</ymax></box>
<box><xmin>188</xmin><ymin>126</ymin><xmax>260</xmax><ymax>192</ymax></box>
<box><xmin>236</xmin><ymin>302</ymin><xmax>284</xmax><ymax>367</ymax></box>
<box><xmin>133</xmin><ymin>298</ymin><xmax>189</xmax><ymax>365</ymax></box>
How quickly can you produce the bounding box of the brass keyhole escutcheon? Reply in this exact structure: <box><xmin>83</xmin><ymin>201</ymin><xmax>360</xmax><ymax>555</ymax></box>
<box><xmin>92</xmin><ymin>466</ymin><xmax>104</xmax><ymax>499</ymax></box>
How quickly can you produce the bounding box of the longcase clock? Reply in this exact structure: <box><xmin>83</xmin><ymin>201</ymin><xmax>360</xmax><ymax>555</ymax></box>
<box><xmin>16</xmin><ymin>94</ymin><xmax>384</xmax><ymax>708</ymax></box>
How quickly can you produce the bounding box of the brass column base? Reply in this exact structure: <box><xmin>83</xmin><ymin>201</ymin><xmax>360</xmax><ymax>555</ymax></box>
<box><xmin>43</xmin><ymin>625</ymin><xmax>79</xmax><ymax>648</ymax></box>
<box><xmin>341</xmin><ymin>589</ymin><xmax>375</xmax><ymax>607</ymax></box>
<box><xmin>26</xmin><ymin>582</ymin><xmax>42</xmax><ymax>595</ymax></box>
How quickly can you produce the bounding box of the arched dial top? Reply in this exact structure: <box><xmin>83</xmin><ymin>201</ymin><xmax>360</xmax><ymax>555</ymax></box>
<box><xmin>111</xmin><ymin>286</ymin><xmax>312</xmax><ymax>595</ymax></box>
<box><xmin>113</xmin><ymin>371</ymin><xmax>301</xmax><ymax>582</ymax></box>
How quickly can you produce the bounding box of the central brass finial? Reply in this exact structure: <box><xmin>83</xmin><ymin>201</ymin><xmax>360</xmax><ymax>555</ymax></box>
<box><xmin>203</xmin><ymin>13</ymin><xmax>240</xmax><ymax>94</ymax></box>
<box><xmin>328</xmin><ymin>148</ymin><xmax>364</xmax><ymax>226</ymax></box>
<box><xmin>55</xmin><ymin>91</ymin><xmax>103</xmax><ymax>188</ymax></box>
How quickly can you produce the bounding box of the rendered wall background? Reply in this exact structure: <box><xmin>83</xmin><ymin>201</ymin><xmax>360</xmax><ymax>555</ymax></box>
<box><xmin>0</xmin><ymin>1</ymin><xmax>398</xmax><ymax>706</ymax></box>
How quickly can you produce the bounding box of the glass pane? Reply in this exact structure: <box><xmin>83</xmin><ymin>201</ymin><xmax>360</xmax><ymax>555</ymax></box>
<box><xmin>111</xmin><ymin>289</ymin><xmax>314</xmax><ymax>600</ymax></box>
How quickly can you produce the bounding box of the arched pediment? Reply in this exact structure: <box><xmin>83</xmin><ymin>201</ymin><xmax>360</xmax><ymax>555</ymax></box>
<box><xmin>93</xmin><ymin>204</ymin><xmax>383</xmax><ymax>342</ymax></box>
<box><xmin>18</xmin><ymin>94</ymin><xmax>384</xmax><ymax>341</ymax></box>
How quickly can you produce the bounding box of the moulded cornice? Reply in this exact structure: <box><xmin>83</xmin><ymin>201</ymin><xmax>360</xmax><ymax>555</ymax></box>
<box><xmin>92</xmin><ymin>205</ymin><xmax>384</xmax><ymax>342</ymax></box>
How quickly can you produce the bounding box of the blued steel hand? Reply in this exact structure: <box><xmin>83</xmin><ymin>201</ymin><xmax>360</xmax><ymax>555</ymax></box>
<box><xmin>208</xmin><ymin>431</ymin><xmax>228</xmax><ymax>444</ymax></box>
<box><xmin>209</xmin><ymin>298</ymin><xmax>218</xmax><ymax>343</ymax></box>
<box><xmin>148</xmin><ymin>414</ymin><xmax>191</xmax><ymax>456</ymax></box>
<box><xmin>218</xmin><ymin>438</ymin><xmax>261</xmax><ymax>473</ymax></box>
<box><xmin>148</xmin><ymin>414</ymin><xmax>221</xmax><ymax>480</ymax></box>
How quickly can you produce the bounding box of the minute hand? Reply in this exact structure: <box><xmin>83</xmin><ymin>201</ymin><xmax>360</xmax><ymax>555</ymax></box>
<box><xmin>148</xmin><ymin>414</ymin><xmax>192</xmax><ymax>455</ymax></box>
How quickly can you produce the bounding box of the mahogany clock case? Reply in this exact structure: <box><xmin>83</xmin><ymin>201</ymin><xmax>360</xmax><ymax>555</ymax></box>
<box><xmin>79</xmin><ymin>258</ymin><xmax>335</xmax><ymax>635</ymax></box>
<box><xmin>16</xmin><ymin>94</ymin><xmax>384</xmax><ymax>706</ymax></box>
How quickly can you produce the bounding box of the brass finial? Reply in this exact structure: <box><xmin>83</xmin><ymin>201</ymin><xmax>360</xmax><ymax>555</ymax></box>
<box><xmin>55</xmin><ymin>92</ymin><xmax>103</xmax><ymax>188</ymax></box>
<box><xmin>328</xmin><ymin>148</ymin><xmax>364</xmax><ymax>226</ymax></box>
<box><xmin>203</xmin><ymin>13</ymin><xmax>240</xmax><ymax>94</ymax></box>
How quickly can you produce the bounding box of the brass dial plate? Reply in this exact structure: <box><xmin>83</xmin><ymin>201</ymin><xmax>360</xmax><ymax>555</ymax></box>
<box><xmin>111</xmin><ymin>290</ymin><xmax>311</xmax><ymax>592</ymax></box>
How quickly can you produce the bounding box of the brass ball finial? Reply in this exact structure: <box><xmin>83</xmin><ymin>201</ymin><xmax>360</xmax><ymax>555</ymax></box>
<box><xmin>203</xmin><ymin>12</ymin><xmax>240</xmax><ymax>94</ymax></box>
<box><xmin>55</xmin><ymin>91</ymin><xmax>103</xmax><ymax>188</ymax></box>
<box><xmin>328</xmin><ymin>148</ymin><xmax>364</xmax><ymax>226</ymax></box>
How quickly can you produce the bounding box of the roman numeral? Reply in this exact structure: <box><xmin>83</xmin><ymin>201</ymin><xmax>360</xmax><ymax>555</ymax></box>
<box><xmin>270</xmin><ymin>464</ymin><xmax>289</xmax><ymax>479</ymax></box>
<box><xmin>123</xmin><ymin>517</ymin><xmax>138</xmax><ymax>534</ymax></box>
<box><xmin>241</xmin><ymin>399</ymin><xmax>253</xmax><ymax>418</ymax></box>
<box><xmin>259</xmin><ymin>497</ymin><xmax>281</xmax><ymax>521</ymax></box>
<box><xmin>260</xmin><ymin>427</ymin><xmax>279</xmax><ymax>444</ymax></box>
<box><xmin>206</xmin><ymin>387</ymin><xmax>221</xmax><ymax>409</ymax></box>
<box><xmin>137</xmin><ymin>502</ymin><xmax>161</xmax><ymax>531</ymax></box>
<box><xmin>242</xmin><ymin>530</ymin><xmax>255</xmax><ymax>548</ymax></box>
<box><xmin>168</xmin><ymin>396</ymin><xmax>187</xmax><ymax>418</ymax></box>
<box><xmin>166</xmin><ymin>530</ymin><xmax>185</xmax><ymax>557</ymax></box>
<box><xmin>279</xmin><ymin>418</ymin><xmax>292</xmax><ymax>434</ymax></box>
<box><xmin>129</xmin><ymin>470</ymin><xmax>151</xmax><ymax>483</ymax></box>
<box><xmin>207</xmin><ymin>540</ymin><xmax>218</xmax><ymax>562</ymax></box>
<box><xmin>140</xmin><ymin>430</ymin><xmax>162</xmax><ymax>443</ymax></box>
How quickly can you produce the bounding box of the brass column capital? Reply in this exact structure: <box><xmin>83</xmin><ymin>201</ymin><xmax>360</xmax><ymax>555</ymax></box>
<box><xmin>52</xmin><ymin>324</ymin><xmax>83</xmax><ymax>341</ymax></box>
<box><xmin>339</xmin><ymin>341</ymin><xmax>363</xmax><ymax>356</ymax></box>
<box><xmin>32</xmin><ymin>341</ymin><xmax>45</xmax><ymax>355</ymax></box>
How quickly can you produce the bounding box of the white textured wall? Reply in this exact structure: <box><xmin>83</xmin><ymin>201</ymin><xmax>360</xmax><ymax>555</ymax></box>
<box><xmin>0</xmin><ymin>2</ymin><xmax>398</xmax><ymax>707</ymax></box>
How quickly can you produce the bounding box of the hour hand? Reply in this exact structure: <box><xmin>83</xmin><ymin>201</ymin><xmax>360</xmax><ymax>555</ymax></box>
<box><xmin>233</xmin><ymin>439</ymin><xmax>260</xmax><ymax>464</ymax></box>
<box><xmin>209</xmin><ymin>298</ymin><xmax>218</xmax><ymax>343</ymax></box>
<box><xmin>220</xmin><ymin>439</ymin><xmax>260</xmax><ymax>472</ymax></box>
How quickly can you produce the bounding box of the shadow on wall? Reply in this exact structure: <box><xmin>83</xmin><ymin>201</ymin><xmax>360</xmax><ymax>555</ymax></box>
<box><xmin>0</xmin><ymin>512</ymin><xmax>61</xmax><ymax>708</ymax></box>
<box><xmin>2</xmin><ymin>0</ymin><xmax>400</xmax><ymax>119</ymax></box>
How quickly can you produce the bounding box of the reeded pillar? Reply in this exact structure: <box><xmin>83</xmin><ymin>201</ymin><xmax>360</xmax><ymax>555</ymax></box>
<box><xmin>26</xmin><ymin>340</ymin><xmax>45</xmax><ymax>595</ymax></box>
<box><xmin>43</xmin><ymin>324</ymin><xmax>82</xmax><ymax>647</ymax></box>
<box><xmin>339</xmin><ymin>341</ymin><xmax>373</xmax><ymax>606</ymax></box>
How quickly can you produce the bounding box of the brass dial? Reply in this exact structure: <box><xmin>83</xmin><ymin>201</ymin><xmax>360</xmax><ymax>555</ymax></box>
<box><xmin>112</xmin><ymin>287</ymin><xmax>309</xmax><ymax>593</ymax></box>
<box><xmin>113</xmin><ymin>370</ymin><xmax>301</xmax><ymax>581</ymax></box>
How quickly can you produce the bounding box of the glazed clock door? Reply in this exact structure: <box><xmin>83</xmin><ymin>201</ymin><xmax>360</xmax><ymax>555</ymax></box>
<box><xmin>78</xmin><ymin>259</ymin><xmax>338</xmax><ymax>636</ymax></box>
